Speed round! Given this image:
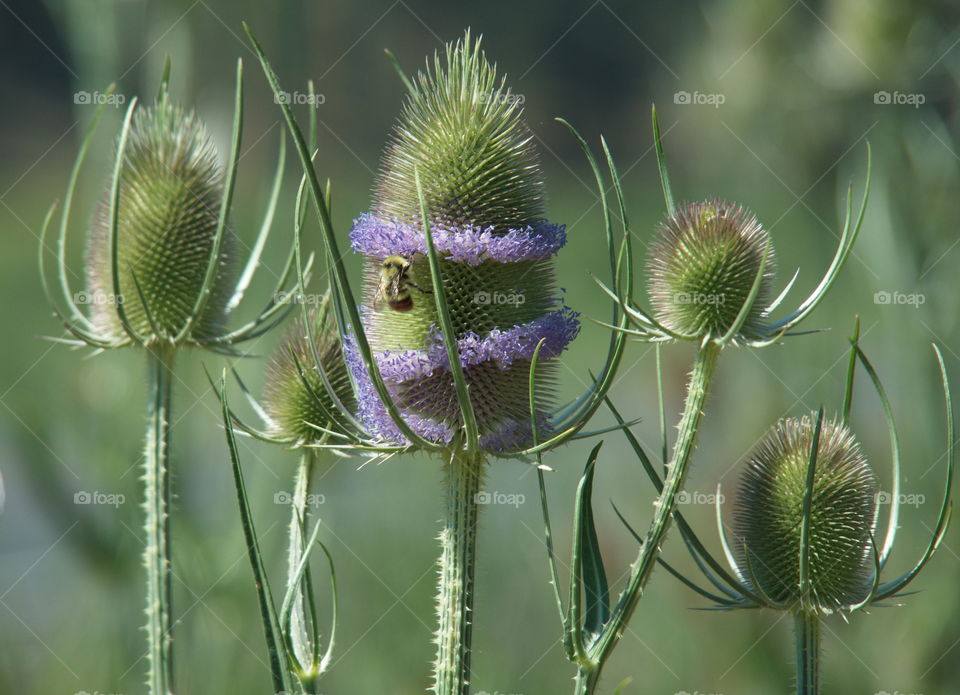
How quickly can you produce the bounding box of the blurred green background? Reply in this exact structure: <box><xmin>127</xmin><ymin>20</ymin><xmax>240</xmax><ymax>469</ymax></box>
<box><xmin>2</xmin><ymin>1</ymin><xmax>959</xmax><ymax>693</ymax></box>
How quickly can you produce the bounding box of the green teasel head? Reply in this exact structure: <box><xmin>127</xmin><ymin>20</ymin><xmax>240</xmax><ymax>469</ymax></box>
<box><xmin>262</xmin><ymin>294</ymin><xmax>356</xmax><ymax>447</ymax></box>
<box><xmin>647</xmin><ymin>200</ymin><xmax>774</xmax><ymax>341</ymax></box>
<box><xmin>85</xmin><ymin>90</ymin><xmax>236</xmax><ymax>345</ymax></box>
<box><xmin>653</xmin><ymin>335</ymin><xmax>954</xmax><ymax>619</ymax></box>
<box><xmin>732</xmin><ymin>414</ymin><xmax>879</xmax><ymax>613</ymax></box>
<box><xmin>374</xmin><ymin>30</ymin><xmax>544</xmax><ymax>232</ymax></box>
<box><xmin>347</xmin><ymin>32</ymin><xmax>578</xmax><ymax>452</ymax></box>
<box><xmin>42</xmin><ymin>61</ymin><xmax>299</xmax><ymax>353</ymax></box>
<box><xmin>611</xmin><ymin>108</ymin><xmax>872</xmax><ymax>347</ymax></box>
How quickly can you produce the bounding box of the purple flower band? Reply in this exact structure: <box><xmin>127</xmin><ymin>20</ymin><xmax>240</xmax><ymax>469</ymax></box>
<box><xmin>373</xmin><ymin>308</ymin><xmax>580</xmax><ymax>383</ymax></box>
<box><xmin>350</xmin><ymin>212</ymin><xmax>567</xmax><ymax>265</ymax></box>
<box><xmin>344</xmin><ymin>336</ymin><xmax>555</xmax><ymax>452</ymax></box>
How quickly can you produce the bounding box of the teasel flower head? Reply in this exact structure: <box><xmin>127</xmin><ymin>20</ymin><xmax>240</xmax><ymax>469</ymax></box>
<box><xmin>261</xmin><ymin>293</ymin><xmax>357</xmax><ymax>447</ymax></box>
<box><xmin>85</xmin><ymin>92</ymin><xmax>236</xmax><ymax>343</ymax></box>
<box><xmin>346</xmin><ymin>32</ymin><xmax>579</xmax><ymax>453</ymax></box>
<box><xmin>650</xmin><ymin>335</ymin><xmax>954</xmax><ymax>618</ymax></box>
<box><xmin>605</xmin><ymin>107</ymin><xmax>872</xmax><ymax>348</ymax></box>
<box><xmin>732</xmin><ymin>414</ymin><xmax>878</xmax><ymax>613</ymax></box>
<box><xmin>648</xmin><ymin>200</ymin><xmax>774</xmax><ymax>340</ymax></box>
<box><xmin>40</xmin><ymin>62</ymin><xmax>301</xmax><ymax>353</ymax></box>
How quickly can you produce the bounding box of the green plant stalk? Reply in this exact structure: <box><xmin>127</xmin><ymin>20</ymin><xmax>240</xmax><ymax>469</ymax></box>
<box><xmin>433</xmin><ymin>447</ymin><xmax>486</xmax><ymax>695</ymax></box>
<box><xmin>144</xmin><ymin>344</ymin><xmax>176</xmax><ymax>695</ymax></box>
<box><xmin>794</xmin><ymin>612</ymin><xmax>821</xmax><ymax>695</ymax></box>
<box><xmin>287</xmin><ymin>449</ymin><xmax>318</xmax><ymax>682</ymax></box>
<box><xmin>576</xmin><ymin>341</ymin><xmax>721</xmax><ymax>693</ymax></box>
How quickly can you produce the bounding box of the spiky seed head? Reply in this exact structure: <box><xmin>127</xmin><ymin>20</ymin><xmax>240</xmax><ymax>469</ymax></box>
<box><xmin>374</xmin><ymin>31</ymin><xmax>544</xmax><ymax>233</ymax></box>
<box><xmin>86</xmin><ymin>93</ymin><xmax>236</xmax><ymax>344</ymax></box>
<box><xmin>647</xmin><ymin>200</ymin><xmax>773</xmax><ymax>339</ymax></box>
<box><xmin>732</xmin><ymin>415</ymin><xmax>879</xmax><ymax>613</ymax></box>
<box><xmin>262</xmin><ymin>297</ymin><xmax>356</xmax><ymax>446</ymax></box>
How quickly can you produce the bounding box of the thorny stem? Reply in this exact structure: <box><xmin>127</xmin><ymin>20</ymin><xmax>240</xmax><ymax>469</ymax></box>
<box><xmin>433</xmin><ymin>447</ymin><xmax>486</xmax><ymax>695</ymax></box>
<box><xmin>577</xmin><ymin>341</ymin><xmax>721</xmax><ymax>692</ymax></box>
<box><xmin>144</xmin><ymin>344</ymin><xmax>176</xmax><ymax>695</ymax></box>
<box><xmin>794</xmin><ymin>612</ymin><xmax>821</xmax><ymax>695</ymax></box>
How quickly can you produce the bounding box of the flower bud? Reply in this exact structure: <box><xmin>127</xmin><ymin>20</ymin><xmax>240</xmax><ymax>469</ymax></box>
<box><xmin>648</xmin><ymin>200</ymin><xmax>773</xmax><ymax>339</ymax></box>
<box><xmin>732</xmin><ymin>415</ymin><xmax>879</xmax><ymax>612</ymax></box>
<box><xmin>86</xmin><ymin>94</ymin><xmax>235</xmax><ymax>344</ymax></box>
<box><xmin>262</xmin><ymin>299</ymin><xmax>355</xmax><ymax>446</ymax></box>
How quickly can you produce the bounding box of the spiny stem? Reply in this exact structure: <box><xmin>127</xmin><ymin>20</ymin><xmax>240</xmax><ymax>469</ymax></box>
<box><xmin>433</xmin><ymin>448</ymin><xmax>486</xmax><ymax>695</ymax></box>
<box><xmin>581</xmin><ymin>341</ymin><xmax>722</xmax><ymax>691</ymax></box>
<box><xmin>144</xmin><ymin>344</ymin><xmax>176</xmax><ymax>694</ymax></box>
<box><xmin>287</xmin><ymin>449</ymin><xmax>318</xmax><ymax>680</ymax></box>
<box><xmin>794</xmin><ymin>612</ymin><xmax>821</xmax><ymax>695</ymax></box>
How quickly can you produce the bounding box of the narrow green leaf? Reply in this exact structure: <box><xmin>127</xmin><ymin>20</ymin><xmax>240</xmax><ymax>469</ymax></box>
<box><xmin>218</xmin><ymin>375</ymin><xmax>290</xmax><ymax>693</ymax></box>
<box><xmin>651</xmin><ymin>104</ymin><xmax>675</xmax><ymax>215</ymax></box>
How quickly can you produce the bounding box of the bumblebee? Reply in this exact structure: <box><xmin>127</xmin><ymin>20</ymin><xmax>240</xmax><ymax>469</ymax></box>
<box><xmin>374</xmin><ymin>255</ymin><xmax>431</xmax><ymax>312</ymax></box>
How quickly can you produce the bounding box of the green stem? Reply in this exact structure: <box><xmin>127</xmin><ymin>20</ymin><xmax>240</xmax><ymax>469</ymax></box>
<box><xmin>574</xmin><ymin>666</ymin><xmax>599</xmax><ymax>695</ymax></box>
<box><xmin>583</xmin><ymin>341</ymin><xmax>721</xmax><ymax>691</ymax></box>
<box><xmin>433</xmin><ymin>448</ymin><xmax>486</xmax><ymax>695</ymax></box>
<box><xmin>794</xmin><ymin>612</ymin><xmax>821</xmax><ymax>695</ymax></box>
<box><xmin>144</xmin><ymin>344</ymin><xmax>176</xmax><ymax>695</ymax></box>
<box><xmin>287</xmin><ymin>449</ymin><xmax>318</xmax><ymax>681</ymax></box>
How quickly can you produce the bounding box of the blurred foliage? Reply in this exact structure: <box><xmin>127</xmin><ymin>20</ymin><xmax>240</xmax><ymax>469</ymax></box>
<box><xmin>1</xmin><ymin>1</ymin><xmax>958</xmax><ymax>693</ymax></box>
